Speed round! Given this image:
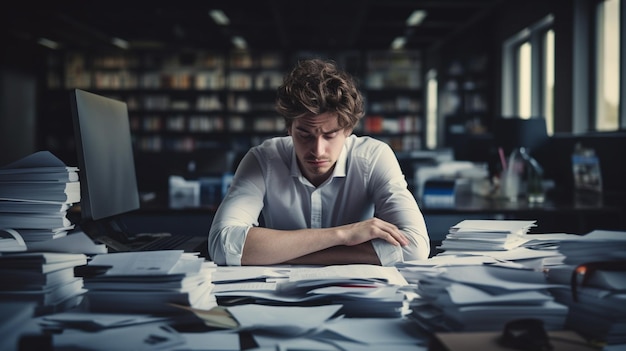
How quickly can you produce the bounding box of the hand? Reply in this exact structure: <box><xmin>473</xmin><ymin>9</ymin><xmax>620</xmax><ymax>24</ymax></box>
<box><xmin>337</xmin><ymin>218</ymin><xmax>409</xmax><ymax>247</ymax></box>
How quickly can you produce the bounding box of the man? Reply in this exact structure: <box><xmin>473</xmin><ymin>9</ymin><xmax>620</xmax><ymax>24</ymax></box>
<box><xmin>209</xmin><ymin>58</ymin><xmax>429</xmax><ymax>266</ymax></box>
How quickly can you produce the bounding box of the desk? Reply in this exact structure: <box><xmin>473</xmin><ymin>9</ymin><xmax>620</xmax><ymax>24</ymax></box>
<box><xmin>119</xmin><ymin>193</ymin><xmax>625</xmax><ymax>260</ymax></box>
<box><xmin>421</xmin><ymin>193</ymin><xmax>625</xmax><ymax>235</ymax></box>
<box><xmin>4</xmin><ymin>254</ymin><xmax>625</xmax><ymax>350</ymax></box>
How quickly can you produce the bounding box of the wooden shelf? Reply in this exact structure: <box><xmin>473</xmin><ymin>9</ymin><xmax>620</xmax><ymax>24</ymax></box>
<box><xmin>40</xmin><ymin>48</ymin><xmax>426</xmax><ymax>197</ymax></box>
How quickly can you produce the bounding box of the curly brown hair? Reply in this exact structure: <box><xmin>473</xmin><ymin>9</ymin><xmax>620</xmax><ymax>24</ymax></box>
<box><xmin>275</xmin><ymin>58</ymin><xmax>365</xmax><ymax>130</ymax></box>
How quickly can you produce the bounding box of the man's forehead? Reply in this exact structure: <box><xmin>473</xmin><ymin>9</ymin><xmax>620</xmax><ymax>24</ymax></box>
<box><xmin>294</xmin><ymin>112</ymin><xmax>340</xmax><ymax>130</ymax></box>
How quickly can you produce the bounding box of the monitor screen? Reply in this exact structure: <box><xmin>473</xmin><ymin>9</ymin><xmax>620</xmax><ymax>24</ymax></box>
<box><xmin>492</xmin><ymin>116</ymin><xmax>549</xmax><ymax>157</ymax></box>
<box><xmin>70</xmin><ymin>89</ymin><xmax>140</xmax><ymax>221</ymax></box>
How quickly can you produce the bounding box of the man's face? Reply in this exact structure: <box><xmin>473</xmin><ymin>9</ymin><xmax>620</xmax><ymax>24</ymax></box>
<box><xmin>288</xmin><ymin>112</ymin><xmax>351</xmax><ymax>187</ymax></box>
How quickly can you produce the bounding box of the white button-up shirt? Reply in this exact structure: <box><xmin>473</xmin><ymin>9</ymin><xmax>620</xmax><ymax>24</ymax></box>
<box><xmin>208</xmin><ymin>135</ymin><xmax>430</xmax><ymax>266</ymax></box>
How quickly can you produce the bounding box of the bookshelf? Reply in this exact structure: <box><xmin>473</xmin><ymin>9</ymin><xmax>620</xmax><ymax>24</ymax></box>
<box><xmin>39</xmin><ymin>49</ymin><xmax>425</xmax><ymax>207</ymax></box>
<box><xmin>439</xmin><ymin>53</ymin><xmax>491</xmax><ymax>151</ymax></box>
<box><xmin>360</xmin><ymin>51</ymin><xmax>423</xmax><ymax>151</ymax></box>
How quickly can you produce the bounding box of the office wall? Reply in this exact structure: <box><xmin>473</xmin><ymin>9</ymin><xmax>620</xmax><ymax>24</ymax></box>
<box><xmin>0</xmin><ymin>30</ymin><xmax>43</xmax><ymax>166</ymax></box>
<box><xmin>0</xmin><ymin>68</ymin><xmax>37</xmax><ymax>166</ymax></box>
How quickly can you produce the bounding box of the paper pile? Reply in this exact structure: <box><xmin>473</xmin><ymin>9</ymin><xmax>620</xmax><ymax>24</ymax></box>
<box><xmin>545</xmin><ymin>230</ymin><xmax>626</xmax><ymax>345</ymax></box>
<box><xmin>0</xmin><ymin>252</ymin><xmax>88</xmax><ymax>315</ymax></box>
<box><xmin>211</xmin><ymin>264</ymin><xmax>411</xmax><ymax>318</ymax></box>
<box><xmin>82</xmin><ymin>250</ymin><xmax>217</xmax><ymax>314</ymax></box>
<box><xmin>0</xmin><ymin>151</ymin><xmax>80</xmax><ymax>243</ymax></box>
<box><xmin>438</xmin><ymin>220</ymin><xmax>536</xmax><ymax>252</ymax></box>
<box><xmin>408</xmin><ymin>265</ymin><xmax>567</xmax><ymax>332</ymax></box>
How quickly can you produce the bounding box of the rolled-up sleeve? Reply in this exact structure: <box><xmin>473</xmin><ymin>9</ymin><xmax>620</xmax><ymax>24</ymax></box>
<box><xmin>368</xmin><ymin>144</ymin><xmax>430</xmax><ymax>263</ymax></box>
<box><xmin>208</xmin><ymin>152</ymin><xmax>265</xmax><ymax>265</ymax></box>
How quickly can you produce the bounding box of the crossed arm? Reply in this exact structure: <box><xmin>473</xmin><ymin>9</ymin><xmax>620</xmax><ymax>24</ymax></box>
<box><xmin>241</xmin><ymin>217</ymin><xmax>409</xmax><ymax>265</ymax></box>
<box><xmin>208</xmin><ymin>148</ymin><xmax>429</xmax><ymax>266</ymax></box>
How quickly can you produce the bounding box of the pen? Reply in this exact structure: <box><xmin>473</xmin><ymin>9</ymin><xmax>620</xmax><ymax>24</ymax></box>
<box><xmin>498</xmin><ymin>147</ymin><xmax>507</xmax><ymax>170</ymax></box>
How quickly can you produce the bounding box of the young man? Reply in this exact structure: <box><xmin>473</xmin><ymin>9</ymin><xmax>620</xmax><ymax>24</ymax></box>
<box><xmin>209</xmin><ymin>58</ymin><xmax>429</xmax><ymax>266</ymax></box>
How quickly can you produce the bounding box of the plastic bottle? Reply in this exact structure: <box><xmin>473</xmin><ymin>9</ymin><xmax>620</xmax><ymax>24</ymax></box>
<box><xmin>524</xmin><ymin>149</ymin><xmax>545</xmax><ymax>203</ymax></box>
<box><xmin>502</xmin><ymin>148</ymin><xmax>524</xmax><ymax>202</ymax></box>
<box><xmin>502</xmin><ymin>147</ymin><xmax>544</xmax><ymax>203</ymax></box>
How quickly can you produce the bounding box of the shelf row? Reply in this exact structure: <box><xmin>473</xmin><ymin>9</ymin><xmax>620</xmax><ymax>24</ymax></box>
<box><xmin>48</xmin><ymin>69</ymin><xmax>285</xmax><ymax>91</ymax></box>
<box><xmin>129</xmin><ymin>114</ymin><xmax>422</xmax><ymax>134</ymax></box>
<box><xmin>47</xmin><ymin>50</ymin><xmax>424</xmax><ymax>91</ymax></box>
<box><xmin>131</xmin><ymin>133</ymin><xmax>423</xmax><ymax>153</ymax></box>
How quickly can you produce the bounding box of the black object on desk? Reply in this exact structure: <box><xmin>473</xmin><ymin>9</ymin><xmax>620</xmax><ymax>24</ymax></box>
<box><xmin>70</xmin><ymin>89</ymin><xmax>208</xmax><ymax>253</ymax></box>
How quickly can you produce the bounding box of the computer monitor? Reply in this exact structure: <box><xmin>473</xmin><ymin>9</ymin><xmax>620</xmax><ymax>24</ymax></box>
<box><xmin>70</xmin><ymin>89</ymin><xmax>141</xmax><ymax>244</ymax></box>
<box><xmin>492</xmin><ymin>116</ymin><xmax>549</xmax><ymax>157</ymax></box>
<box><xmin>70</xmin><ymin>89</ymin><xmax>209</xmax><ymax>253</ymax></box>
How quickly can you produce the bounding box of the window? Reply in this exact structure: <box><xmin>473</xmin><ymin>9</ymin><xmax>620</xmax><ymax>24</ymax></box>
<box><xmin>426</xmin><ymin>69</ymin><xmax>438</xmax><ymax>149</ymax></box>
<box><xmin>543</xmin><ymin>29</ymin><xmax>555</xmax><ymax>135</ymax></box>
<box><xmin>517</xmin><ymin>42</ymin><xmax>532</xmax><ymax>118</ymax></box>
<box><xmin>502</xmin><ymin>15</ymin><xmax>554</xmax><ymax>134</ymax></box>
<box><xmin>595</xmin><ymin>0</ymin><xmax>621</xmax><ymax>131</ymax></box>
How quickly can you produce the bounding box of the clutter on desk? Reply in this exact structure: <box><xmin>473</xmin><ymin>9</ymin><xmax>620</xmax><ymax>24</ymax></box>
<box><xmin>544</xmin><ymin>230</ymin><xmax>626</xmax><ymax>345</ymax></box>
<box><xmin>1</xmin><ymin>227</ymin><xmax>625</xmax><ymax>350</ymax></box>
<box><xmin>0</xmin><ymin>151</ymin><xmax>80</xmax><ymax>243</ymax></box>
<box><xmin>438</xmin><ymin>219</ymin><xmax>537</xmax><ymax>252</ymax></box>
<box><xmin>168</xmin><ymin>173</ymin><xmax>233</xmax><ymax>210</ymax></box>
<box><xmin>571</xmin><ymin>143</ymin><xmax>604</xmax><ymax>205</ymax></box>
<box><xmin>501</xmin><ymin>147</ymin><xmax>546</xmax><ymax>203</ymax></box>
<box><xmin>211</xmin><ymin>264</ymin><xmax>411</xmax><ymax>318</ymax></box>
<box><xmin>406</xmin><ymin>225</ymin><xmax>567</xmax><ymax>336</ymax></box>
<box><xmin>415</xmin><ymin>160</ymin><xmax>489</xmax><ymax>208</ymax></box>
<box><xmin>81</xmin><ymin>250</ymin><xmax>217</xmax><ymax>314</ymax></box>
<box><xmin>0</xmin><ymin>252</ymin><xmax>88</xmax><ymax>315</ymax></box>
<box><xmin>408</xmin><ymin>264</ymin><xmax>568</xmax><ymax>333</ymax></box>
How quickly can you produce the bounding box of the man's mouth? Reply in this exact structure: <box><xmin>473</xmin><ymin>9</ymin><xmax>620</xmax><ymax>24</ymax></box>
<box><xmin>307</xmin><ymin>159</ymin><xmax>328</xmax><ymax>166</ymax></box>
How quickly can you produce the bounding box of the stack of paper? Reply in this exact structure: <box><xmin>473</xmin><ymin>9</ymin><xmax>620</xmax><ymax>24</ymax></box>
<box><xmin>278</xmin><ymin>265</ymin><xmax>410</xmax><ymax>318</ymax></box>
<box><xmin>0</xmin><ymin>252</ymin><xmax>88</xmax><ymax>315</ymax></box>
<box><xmin>0</xmin><ymin>151</ymin><xmax>80</xmax><ymax>243</ymax></box>
<box><xmin>557</xmin><ymin>230</ymin><xmax>626</xmax><ymax>266</ymax></box>
<box><xmin>408</xmin><ymin>265</ymin><xmax>567</xmax><ymax>333</ymax></box>
<box><xmin>545</xmin><ymin>230</ymin><xmax>626</xmax><ymax>345</ymax></box>
<box><xmin>211</xmin><ymin>264</ymin><xmax>411</xmax><ymax>318</ymax></box>
<box><xmin>438</xmin><ymin>220</ymin><xmax>536</xmax><ymax>252</ymax></box>
<box><xmin>82</xmin><ymin>250</ymin><xmax>217</xmax><ymax>314</ymax></box>
<box><xmin>182</xmin><ymin>266</ymin><xmax>430</xmax><ymax>350</ymax></box>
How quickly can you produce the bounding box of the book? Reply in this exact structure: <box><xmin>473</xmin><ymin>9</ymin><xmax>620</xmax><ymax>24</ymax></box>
<box><xmin>0</xmin><ymin>151</ymin><xmax>80</xmax><ymax>204</ymax></box>
<box><xmin>0</xmin><ymin>278</ymin><xmax>84</xmax><ymax>306</ymax></box>
<box><xmin>9</xmin><ymin>227</ymin><xmax>72</xmax><ymax>242</ymax></box>
<box><xmin>0</xmin><ymin>200</ymin><xmax>71</xmax><ymax>213</ymax></box>
<box><xmin>0</xmin><ymin>181</ymin><xmax>80</xmax><ymax>204</ymax></box>
<box><xmin>0</xmin><ymin>252</ymin><xmax>87</xmax><ymax>274</ymax></box>
<box><xmin>0</xmin><ymin>266</ymin><xmax>78</xmax><ymax>289</ymax></box>
<box><xmin>85</xmin><ymin>279</ymin><xmax>215</xmax><ymax>313</ymax></box>
<box><xmin>0</xmin><ymin>170</ymin><xmax>78</xmax><ymax>182</ymax></box>
<box><xmin>439</xmin><ymin>220</ymin><xmax>536</xmax><ymax>251</ymax></box>
<box><xmin>82</xmin><ymin>251</ymin><xmax>216</xmax><ymax>313</ymax></box>
<box><xmin>0</xmin><ymin>212</ymin><xmax>72</xmax><ymax>230</ymax></box>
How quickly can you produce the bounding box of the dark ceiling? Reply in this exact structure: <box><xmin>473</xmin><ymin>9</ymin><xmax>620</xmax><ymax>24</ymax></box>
<box><xmin>3</xmin><ymin>0</ymin><xmax>502</xmax><ymax>53</ymax></box>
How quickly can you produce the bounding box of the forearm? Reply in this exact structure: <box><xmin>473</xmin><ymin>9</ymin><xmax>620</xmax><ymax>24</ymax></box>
<box><xmin>241</xmin><ymin>218</ymin><xmax>406</xmax><ymax>265</ymax></box>
<box><xmin>284</xmin><ymin>242</ymin><xmax>381</xmax><ymax>265</ymax></box>
<box><xmin>241</xmin><ymin>226</ymin><xmax>345</xmax><ymax>265</ymax></box>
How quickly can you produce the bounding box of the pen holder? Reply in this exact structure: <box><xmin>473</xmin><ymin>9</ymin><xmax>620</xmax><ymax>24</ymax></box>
<box><xmin>501</xmin><ymin>169</ymin><xmax>520</xmax><ymax>202</ymax></box>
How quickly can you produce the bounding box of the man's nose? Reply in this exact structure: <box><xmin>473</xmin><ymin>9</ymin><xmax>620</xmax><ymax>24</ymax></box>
<box><xmin>311</xmin><ymin>136</ymin><xmax>325</xmax><ymax>156</ymax></box>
